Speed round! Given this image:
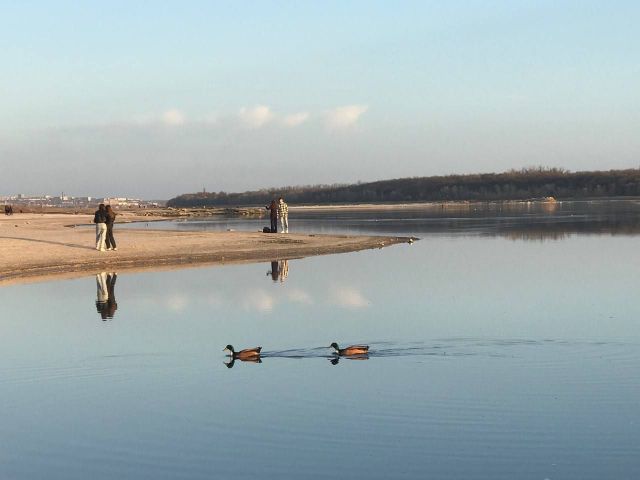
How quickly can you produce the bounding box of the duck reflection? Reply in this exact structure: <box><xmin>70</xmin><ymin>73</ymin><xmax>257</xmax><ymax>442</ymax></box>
<box><xmin>95</xmin><ymin>272</ymin><xmax>118</xmax><ymax>320</ymax></box>
<box><xmin>266</xmin><ymin>259</ymin><xmax>289</xmax><ymax>282</ymax></box>
<box><xmin>330</xmin><ymin>354</ymin><xmax>369</xmax><ymax>365</ymax></box>
<box><xmin>224</xmin><ymin>357</ymin><xmax>263</xmax><ymax>368</ymax></box>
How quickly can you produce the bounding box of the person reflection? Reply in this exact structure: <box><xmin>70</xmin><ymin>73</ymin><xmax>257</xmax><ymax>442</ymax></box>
<box><xmin>267</xmin><ymin>261</ymin><xmax>279</xmax><ymax>281</ymax></box>
<box><xmin>95</xmin><ymin>272</ymin><xmax>118</xmax><ymax>320</ymax></box>
<box><xmin>266</xmin><ymin>260</ymin><xmax>289</xmax><ymax>283</ymax></box>
<box><xmin>278</xmin><ymin>260</ymin><xmax>289</xmax><ymax>282</ymax></box>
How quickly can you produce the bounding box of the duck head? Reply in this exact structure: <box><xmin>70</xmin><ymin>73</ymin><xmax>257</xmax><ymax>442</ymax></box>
<box><xmin>223</xmin><ymin>345</ymin><xmax>235</xmax><ymax>354</ymax></box>
<box><xmin>329</xmin><ymin>342</ymin><xmax>339</xmax><ymax>352</ymax></box>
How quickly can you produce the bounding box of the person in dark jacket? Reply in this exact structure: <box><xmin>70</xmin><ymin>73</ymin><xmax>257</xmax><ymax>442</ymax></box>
<box><xmin>265</xmin><ymin>199</ymin><xmax>278</xmax><ymax>233</ymax></box>
<box><xmin>105</xmin><ymin>205</ymin><xmax>117</xmax><ymax>251</ymax></box>
<box><xmin>93</xmin><ymin>204</ymin><xmax>108</xmax><ymax>251</ymax></box>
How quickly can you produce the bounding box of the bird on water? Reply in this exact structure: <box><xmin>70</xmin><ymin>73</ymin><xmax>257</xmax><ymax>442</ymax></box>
<box><xmin>223</xmin><ymin>345</ymin><xmax>262</xmax><ymax>360</ymax></box>
<box><xmin>329</xmin><ymin>342</ymin><xmax>369</xmax><ymax>356</ymax></box>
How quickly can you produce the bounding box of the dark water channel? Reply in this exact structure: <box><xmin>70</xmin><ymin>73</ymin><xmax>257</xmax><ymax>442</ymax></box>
<box><xmin>1</xmin><ymin>200</ymin><xmax>639</xmax><ymax>479</ymax></box>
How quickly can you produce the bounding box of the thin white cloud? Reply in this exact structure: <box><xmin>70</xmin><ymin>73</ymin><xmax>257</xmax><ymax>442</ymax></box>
<box><xmin>330</xmin><ymin>287</ymin><xmax>370</xmax><ymax>309</ymax></box>
<box><xmin>206</xmin><ymin>292</ymin><xmax>224</xmax><ymax>306</ymax></box>
<box><xmin>126</xmin><ymin>105</ymin><xmax>363</xmax><ymax>130</ymax></box>
<box><xmin>243</xmin><ymin>289</ymin><xmax>275</xmax><ymax>312</ymax></box>
<box><xmin>129</xmin><ymin>113</ymin><xmax>156</xmax><ymax>126</ymax></box>
<box><xmin>165</xmin><ymin>293</ymin><xmax>189</xmax><ymax>312</ymax></box>
<box><xmin>161</xmin><ymin>109</ymin><xmax>186</xmax><ymax>126</ymax></box>
<box><xmin>282</xmin><ymin>112</ymin><xmax>309</xmax><ymax>127</ymax></box>
<box><xmin>325</xmin><ymin>105</ymin><xmax>368</xmax><ymax>129</ymax></box>
<box><xmin>287</xmin><ymin>288</ymin><xmax>313</xmax><ymax>304</ymax></box>
<box><xmin>238</xmin><ymin>105</ymin><xmax>274</xmax><ymax>128</ymax></box>
<box><xmin>202</xmin><ymin>112</ymin><xmax>220</xmax><ymax>125</ymax></box>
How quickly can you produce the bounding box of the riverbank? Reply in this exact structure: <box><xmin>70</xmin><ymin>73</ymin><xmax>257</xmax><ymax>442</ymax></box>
<box><xmin>0</xmin><ymin>213</ymin><xmax>411</xmax><ymax>285</ymax></box>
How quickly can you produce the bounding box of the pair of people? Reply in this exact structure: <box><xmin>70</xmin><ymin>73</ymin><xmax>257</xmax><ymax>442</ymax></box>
<box><xmin>265</xmin><ymin>197</ymin><xmax>289</xmax><ymax>233</ymax></box>
<box><xmin>94</xmin><ymin>203</ymin><xmax>117</xmax><ymax>251</ymax></box>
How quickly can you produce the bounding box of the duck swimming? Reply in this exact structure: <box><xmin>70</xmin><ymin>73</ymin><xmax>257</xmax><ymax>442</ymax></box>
<box><xmin>329</xmin><ymin>342</ymin><xmax>369</xmax><ymax>356</ymax></box>
<box><xmin>223</xmin><ymin>345</ymin><xmax>262</xmax><ymax>360</ymax></box>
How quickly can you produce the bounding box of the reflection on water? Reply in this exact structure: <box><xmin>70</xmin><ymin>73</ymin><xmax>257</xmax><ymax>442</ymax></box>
<box><xmin>224</xmin><ymin>357</ymin><xmax>262</xmax><ymax>368</ymax></box>
<box><xmin>235</xmin><ymin>339</ymin><xmax>606</xmax><ymax>361</ymax></box>
<box><xmin>2</xmin><ymin>201</ymin><xmax>640</xmax><ymax>479</ymax></box>
<box><xmin>95</xmin><ymin>272</ymin><xmax>117</xmax><ymax>320</ymax></box>
<box><xmin>330</xmin><ymin>354</ymin><xmax>369</xmax><ymax>364</ymax></box>
<box><xmin>122</xmin><ymin>199</ymin><xmax>640</xmax><ymax>240</ymax></box>
<box><xmin>267</xmin><ymin>259</ymin><xmax>289</xmax><ymax>282</ymax></box>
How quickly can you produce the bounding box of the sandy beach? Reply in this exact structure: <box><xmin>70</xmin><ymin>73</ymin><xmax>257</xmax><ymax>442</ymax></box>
<box><xmin>0</xmin><ymin>213</ymin><xmax>410</xmax><ymax>285</ymax></box>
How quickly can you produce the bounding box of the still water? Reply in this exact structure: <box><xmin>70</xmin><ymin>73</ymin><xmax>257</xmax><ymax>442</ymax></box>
<box><xmin>2</xmin><ymin>201</ymin><xmax>640</xmax><ymax>479</ymax></box>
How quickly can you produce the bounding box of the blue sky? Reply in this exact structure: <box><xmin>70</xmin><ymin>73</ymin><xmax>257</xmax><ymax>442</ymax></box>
<box><xmin>1</xmin><ymin>1</ymin><xmax>638</xmax><ymax>198</ymax></box>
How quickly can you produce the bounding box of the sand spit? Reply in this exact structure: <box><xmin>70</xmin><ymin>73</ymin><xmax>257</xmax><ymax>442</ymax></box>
<box><xmin>0</xmin><ymin>213</ymin><xmax>410</xmax><ymax>286</ymax></box>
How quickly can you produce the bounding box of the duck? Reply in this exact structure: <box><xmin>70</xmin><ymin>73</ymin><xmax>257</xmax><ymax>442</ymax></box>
<box><xmin>329</xmin><ymin>342</ymin><xmax>369</xmax><ymax>356</ymax></box>
<box><xmin>223</xmin><ymin>345</ymin><xmax>262</xmax><ymax>360</ymax></box>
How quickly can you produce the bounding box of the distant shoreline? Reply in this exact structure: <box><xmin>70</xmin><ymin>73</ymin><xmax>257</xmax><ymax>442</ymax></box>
<box><xmin>167</xmin><ymin>168</ymin><xmax>640</xmax><ymax>208</ymax></box>
<box><xmin>4</xmin><ymin>196</ymin><xmax>639</xmax><ymax>219</ymax></box>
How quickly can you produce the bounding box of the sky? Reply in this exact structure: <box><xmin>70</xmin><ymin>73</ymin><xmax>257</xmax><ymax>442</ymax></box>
<box><xmin>1</xmin><ymin>0</ymin><xmax>638</xmax><ymax>199</ymax></box>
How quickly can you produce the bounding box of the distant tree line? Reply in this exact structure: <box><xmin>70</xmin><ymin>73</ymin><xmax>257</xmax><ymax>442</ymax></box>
<box><xmin>167</xmin><ymin>167</ymin><xmax>640</xmax><ymax>207</ymax></box>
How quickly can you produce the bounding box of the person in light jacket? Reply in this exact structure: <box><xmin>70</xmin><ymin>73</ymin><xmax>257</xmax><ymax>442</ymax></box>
<box><xmin>93</xmin><ymin>204</ymin><xmax>108</xmax><ymax>251</ymax></box>
<box><xmin>278</xmin><ymin>197</ymin><xmax>289</xmax><ymax>233</ymax></box>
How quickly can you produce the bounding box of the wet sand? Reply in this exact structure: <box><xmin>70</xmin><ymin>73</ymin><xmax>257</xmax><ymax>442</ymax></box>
<box><xmin>0</xmin><ymin>213</ymin><xmax>410</xmax><ymax>285</ymax></box>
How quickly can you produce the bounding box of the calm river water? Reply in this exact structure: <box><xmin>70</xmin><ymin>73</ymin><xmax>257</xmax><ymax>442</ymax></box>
<box><xmin>1</xmin><ymin>200</ymin><xmax>639</xmax><ymax>479</ymax></box>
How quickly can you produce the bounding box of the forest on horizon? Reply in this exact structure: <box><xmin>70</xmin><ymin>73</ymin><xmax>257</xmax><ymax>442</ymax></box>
<box><xmin>167</xmin><ymin>167</ymin><xmax>640</xmax><ymax>207</ymax></box>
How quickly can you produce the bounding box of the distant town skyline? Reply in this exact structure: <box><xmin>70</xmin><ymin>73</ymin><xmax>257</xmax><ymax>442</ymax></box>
<box><xmin>2</xmin><ymin>1</ymin><xmax>639</xmax><ymax>198</ymax></box>
<box><xmin>0</xmin><ymin>193</ymin><xmax>160</xmax><ymax>208</ymax></box>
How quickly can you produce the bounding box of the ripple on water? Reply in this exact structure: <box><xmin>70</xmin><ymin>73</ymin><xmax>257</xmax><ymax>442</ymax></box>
<box><xmin>2</xmin><ymin>338</ymin><xmax>639</xmax><ymax>479</ymax></box>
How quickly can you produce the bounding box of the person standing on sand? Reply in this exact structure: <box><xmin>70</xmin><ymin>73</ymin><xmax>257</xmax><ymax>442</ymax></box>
<box><xmin>94</xmin><ymin>204</ymin><xmax>108</xmax><ymax>251</ymax></box>
<box><xmin>278</xmin><ymin>196</ymin><xmax>289</xmax><ymax>233</ymax></box>
<box><xmin>105</xmin><ymin>205</ymin><xmax>117</xmax><ymax>251</ymax></box>
<box><xmin>265</xmin><ymin>199</ymin><xmax>278</xmax><ymax>233</ymax></box>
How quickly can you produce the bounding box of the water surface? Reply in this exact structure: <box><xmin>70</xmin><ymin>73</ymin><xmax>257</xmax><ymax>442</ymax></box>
<box><xmin>1</xmin><ymin>200</ymin><xmax>639</xmax><ymax>479</ymax></box>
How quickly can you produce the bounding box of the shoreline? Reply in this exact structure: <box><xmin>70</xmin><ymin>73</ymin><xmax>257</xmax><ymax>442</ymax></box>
<box><xmin>5</xmin><ymin>196</ymin><xmax>637</xmax><ymax>220</ymax></box>
<box><xmin>0</xmin><ymin>213</ymin><xmax>411</xmax><ymax>286</ymax></box>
